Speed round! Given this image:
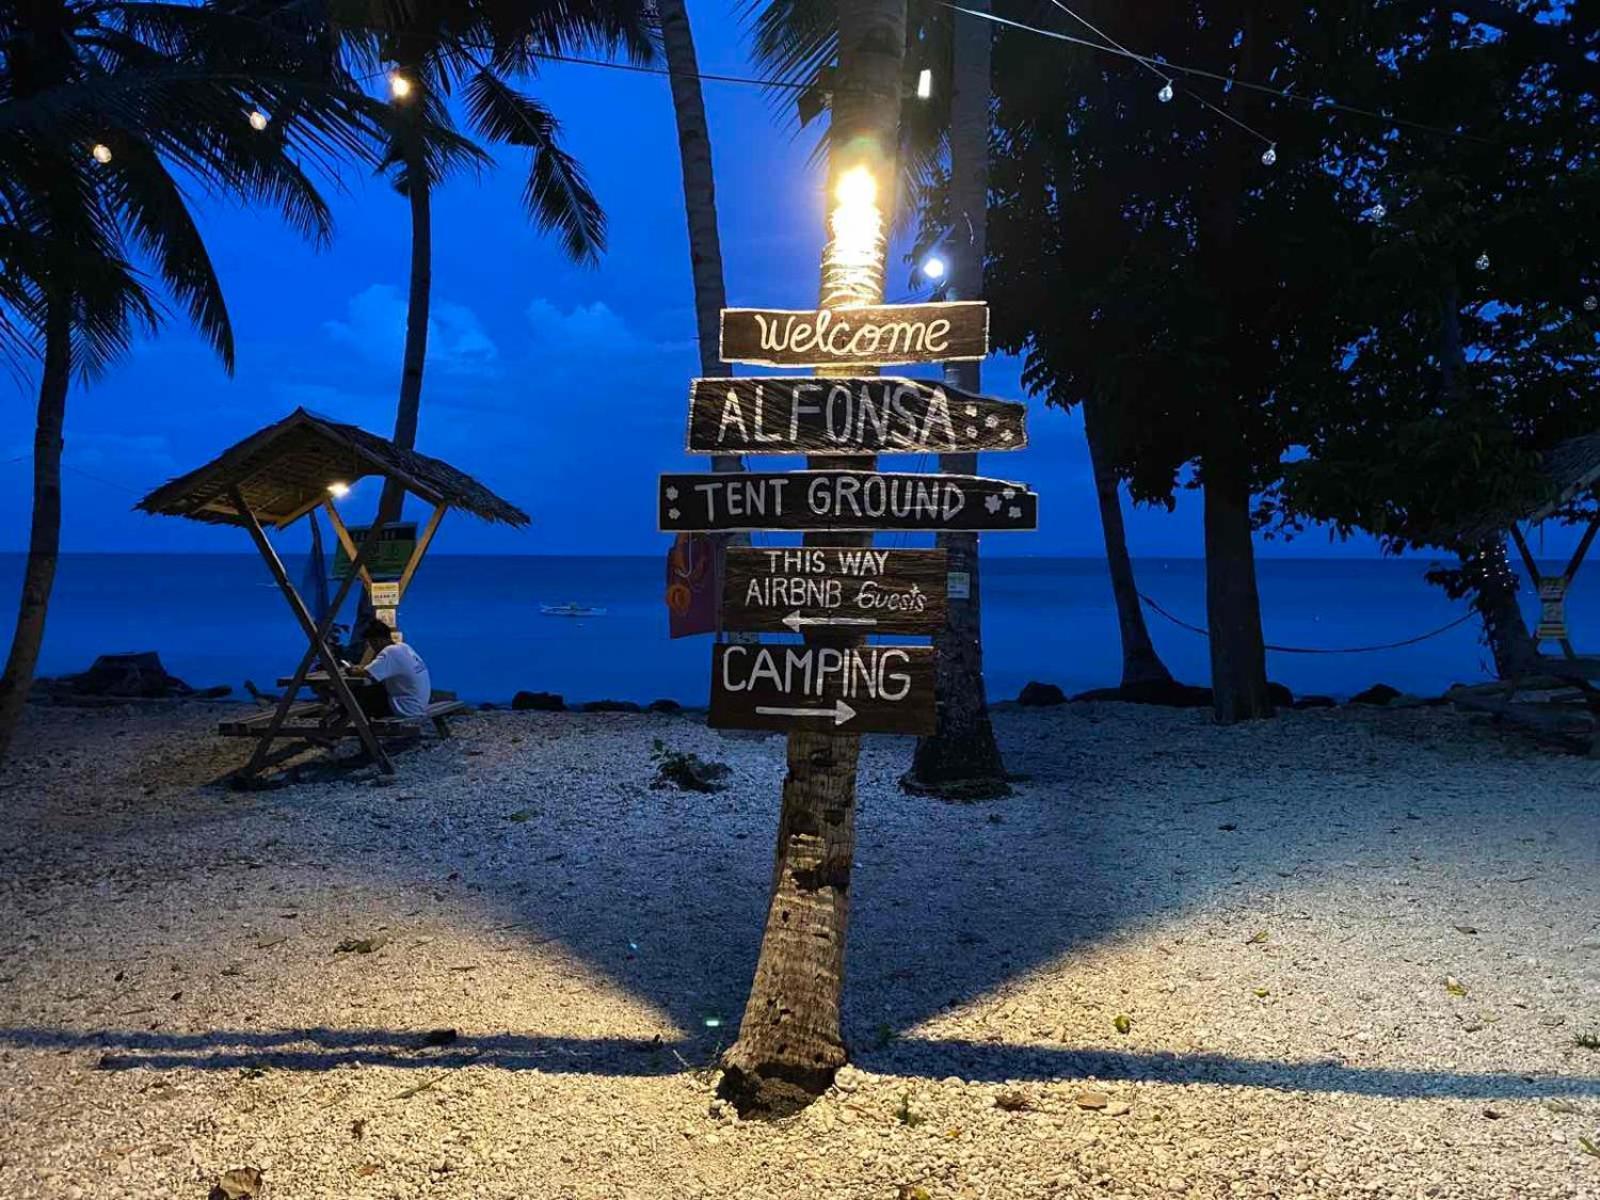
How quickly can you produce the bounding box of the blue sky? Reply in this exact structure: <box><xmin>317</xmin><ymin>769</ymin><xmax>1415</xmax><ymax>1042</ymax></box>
<box><xmin>0</xmin><ymin>13</ymin><xmax>1447</xmax><ymax>559</ymax></box>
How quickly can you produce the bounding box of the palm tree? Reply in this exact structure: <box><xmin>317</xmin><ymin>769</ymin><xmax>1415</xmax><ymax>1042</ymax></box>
<box><xmin>367</xmin><ymin>0</ymin><xmax>656</xmax><ymax>526</ymax></box>
<box><xmin>718</xmin><ymin>0</ymin><xmax>909</xmax><ymax>1119</ymax></box>
<box><xmin>0</xmin><ymin>0</ymin><xmax>384</xmax><ymax>763</ymax></box>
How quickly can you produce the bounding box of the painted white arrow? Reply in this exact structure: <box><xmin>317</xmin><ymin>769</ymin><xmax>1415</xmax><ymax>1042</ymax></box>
<box><xmin>781</xmin><ymin>611</ymin><xmax>878</xmax><ymax>632</ymax></box>
<box><xmin>755</xmin><ymin>700</ymin><xmax>858</xmax><ymax>727</ymax></box>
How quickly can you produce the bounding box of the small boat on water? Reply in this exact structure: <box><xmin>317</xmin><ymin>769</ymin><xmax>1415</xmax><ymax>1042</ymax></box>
<box><xmin>541</xmin><ymin>602</ymin><xmax>607</xmax><ymax>618</ymax></box>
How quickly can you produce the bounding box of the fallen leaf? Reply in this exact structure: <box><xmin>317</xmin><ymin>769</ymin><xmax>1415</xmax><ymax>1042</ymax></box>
<box><xmin>1074</xmin><ymin>1091</ymin><xmax>1109</xmax><ymax>1111</ymax></box>
<box><xmin>1453</xmin><ymin>925</ymin><xmax>1479</xmax><ymax>935</ymax></box>
<box><xmin>994</xmin><ymin>1090</ymin><xmax>1032</xmax><ymax>1112</ymax></box>
<box><xmin>1445</xmin><ymin>977</ymin><xmax>1469</xmax><ymax>997</ymax></box>
<box><xmin>334</xmin><ymin>936</ymin><xmax>389</xmax><ymax>955</ymax></box>
<box><xmin>1113</xmin><ymin>1014</ymin><xmax>1132</xmax><ymax>1035</ymax></box>
<box><xmin>1246</xmin><ymin>930</ymin><xmax>1269</xmax><ymax>945</ymax></box>
<box><xmin>208</xmin><ymin>1167</ymin><xmax>263</xmax><ymax>1200</ymax></box>
<box><xmin>1253</xmin><ymin>987</ymin><xmax>1270</xmax><ymax>999</ymax></box>
<box><xmin>1579</xmin><ymin>1136</ymin><xmax>1599</xmax><ymax>1159</ymax></box>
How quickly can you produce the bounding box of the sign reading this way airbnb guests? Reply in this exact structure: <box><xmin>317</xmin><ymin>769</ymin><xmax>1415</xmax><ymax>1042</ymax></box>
<box><xmin>663</xmin><ymin>297</ymin><xmax>1038</xmax><ymax>738</ymax></box>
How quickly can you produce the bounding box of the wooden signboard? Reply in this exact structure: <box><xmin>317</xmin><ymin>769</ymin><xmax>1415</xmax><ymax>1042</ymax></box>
<box><xmin>709</xmin><ymin>643</ymin><xmax>936</xmax><ymax>735</ymax></box>
<box><xmin>686</xmin><ymin>377</ymin><xmax>1026</xmax><ymax>456</ymax></box>
<box><xmin>720</xmin><ymin>301</ymin><xmax>988</xmax><ymax>368</ymax></box>
<box><xmin>333</xmin><ymin>522</ymin><xmax>416</xmax><ymax>581</ymax></box>
<box><xmin>723</xmin><ymin>547</ymin><xmax>947</xmax><ymax>635</ymax></box>
<box><xmin>659</xmin><ymin>471</ymin><xmax>1038</xmax><ymax>534</ymax></box>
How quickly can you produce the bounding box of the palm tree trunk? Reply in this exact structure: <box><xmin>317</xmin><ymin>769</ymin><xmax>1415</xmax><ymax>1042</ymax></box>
<box><xmin>906</xmin><ymin>0</ymin><xmax>1007</xmax><ymax>798</ymax></box>
<box><xmin>719</xmin><ymin>0</ymin><xmax>907</xmax><ymax>1119</ymax></box>
<box><xmin>378</xmin><ymin>141</ymin><xmax>431</xmax><ymax>527</ymax></box>
<box><xmin>0</xmin><ymin>293</ymin><xmax>71</xmax><ymax>763</ymax></box>
<box><xmin>1083</xmin><ymin>394</ymin><xmax>1172</xmax><ymax>688</ymax></box>
<box><xmin>1204</xmin><ymin>436</ymin><xmax>1273</xmax><ymax>722</ymax></box>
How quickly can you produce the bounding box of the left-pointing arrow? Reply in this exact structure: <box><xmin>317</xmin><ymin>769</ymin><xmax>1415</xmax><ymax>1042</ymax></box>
<box><xmin>781</xmin><ymin>611</ymin><xmax>879</xmax><ymax>632</ymax></box>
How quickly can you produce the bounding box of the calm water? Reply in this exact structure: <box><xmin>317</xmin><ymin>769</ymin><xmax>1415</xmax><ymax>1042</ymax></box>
<box><xmin>0</xmin><ymin>553</ymin><xmax>1586</xmax><ymax>705</ymax></box>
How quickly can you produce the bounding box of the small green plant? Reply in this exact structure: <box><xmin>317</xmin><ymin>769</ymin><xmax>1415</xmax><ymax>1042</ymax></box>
<box><xmin>649</xmin><ymin>739</ymin><xmax>732</xmax><ymax>793</ymax></box>
<box><xmin>895</xmin><ymin>1091</ymin><xmax>923</xmax><ymax>1127</ymax></box>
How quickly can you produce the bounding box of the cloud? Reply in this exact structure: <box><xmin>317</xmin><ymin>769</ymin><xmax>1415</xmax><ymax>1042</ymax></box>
<box><xmin>325</xmin><ymin>284</ymin><xmax>500</xmax><ymax>378</ymax></box>
<box><xmin>524</xmin><ymin>298</ymin><xmax>693</xmax><ymax>357</ymax></box>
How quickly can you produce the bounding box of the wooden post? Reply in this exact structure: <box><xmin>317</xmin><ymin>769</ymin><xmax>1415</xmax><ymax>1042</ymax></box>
<box><xmin>233</xmin><ymin>489</ymin><xmax>394</xmax><ymax>776</ymax></box>
<box><xmin>396</xmin><ymin>504</ymin><xmax>447</xmax><ymax>599</ymax></box>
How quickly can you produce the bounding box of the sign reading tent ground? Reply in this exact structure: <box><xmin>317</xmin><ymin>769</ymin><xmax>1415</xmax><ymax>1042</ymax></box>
<box><xmin>709</xmin><ymin>643</ymin><xmax>936</xmax><ymax>736</ymax></box>
<box><xmin>686</xmin><ymin>377</ymin><xmax>1026</xmax><ymax>456</ymax></box>
<box><xmin>720</xmin><ymin>301</ymin><xmax>988</xmax><ymax>368</ymax></box>
<box><xmin>658</xmin><ymin>471</ymin><xmax>1038</xmax><ymax>534</ymax></box>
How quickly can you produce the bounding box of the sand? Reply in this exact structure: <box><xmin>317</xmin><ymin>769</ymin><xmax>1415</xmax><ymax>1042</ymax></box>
<box><xmin>0</xmin><ymin>699</ymin><xmax>1596</xmax><ymax>1199</ymax></box>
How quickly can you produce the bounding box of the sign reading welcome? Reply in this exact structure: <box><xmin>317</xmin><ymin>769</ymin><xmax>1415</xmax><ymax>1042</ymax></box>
<box><xmin>720</xmin><ymin>301</ymin><xmax>988</xmax><ymax>368</ymax></box>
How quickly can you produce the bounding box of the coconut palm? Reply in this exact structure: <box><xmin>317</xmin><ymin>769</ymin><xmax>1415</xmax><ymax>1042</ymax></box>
<box><xmin>0</xmin><ymin>0</ymin><xmax>389</xmax><ymax>763</ymax></box>
<box><xmin>366</xmin><ymin>0</ymin><xmax>656</xmax><ymax>525</ymax></box>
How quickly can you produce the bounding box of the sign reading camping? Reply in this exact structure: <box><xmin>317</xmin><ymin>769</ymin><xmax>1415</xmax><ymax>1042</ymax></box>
<box><xmin>720</xmin><ymin>301</ymin><xmax>988</xmax><ymax>368</ymax></box>
<box><xmin>723</xmin><ymin>547</ymin><xmax>947</xmax><ymax>636</ymax></box>
<box><xmin>687</xmin><ymin>377</ymin><xmax>1026</xmax><ymax>456</ymax></box>
<box><xmin>709</xmin><ymin>643</ymin><xmax>936</xmax><ymax>736</ymax></box>
<box><xmin>659</xmin><ymin>470</ymin><xmax>1038</xmax><ymax>534</ymax></box>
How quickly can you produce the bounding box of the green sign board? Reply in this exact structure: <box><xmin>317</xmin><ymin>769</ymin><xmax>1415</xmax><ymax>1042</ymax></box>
<box><xmin>333</xmin><ymin>522</ymin><xmax>417</xmax><ymax>582</ymax></box>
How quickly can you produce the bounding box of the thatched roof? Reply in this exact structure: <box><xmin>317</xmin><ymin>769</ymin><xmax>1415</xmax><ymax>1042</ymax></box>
<box><xmin>1447</xmin><ymin>432</ymin><xmax>1600</xmax><ymax>545</ymax></box>
<box><xmin>137</xmin><ymin>408</ymin><xmax>530</xmax><ymax>530</ymax></box>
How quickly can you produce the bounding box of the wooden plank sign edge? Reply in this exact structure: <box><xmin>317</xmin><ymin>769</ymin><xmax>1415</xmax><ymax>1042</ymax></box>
<box><xmin>719</xmin><ymin>301</ymin><xmax>988</xmax><ymax>368</ymax></box>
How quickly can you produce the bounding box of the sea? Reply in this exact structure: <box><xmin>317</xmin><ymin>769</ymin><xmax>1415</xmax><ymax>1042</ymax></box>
<box><xmin>0</xmin><ymin>553</ymin><xmax>1587</xmax><ymax>706</ymax></box>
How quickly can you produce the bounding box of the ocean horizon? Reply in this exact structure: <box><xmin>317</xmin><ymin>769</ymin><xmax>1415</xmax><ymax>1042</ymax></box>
<box><xmin>1</xmin><ymin>551</ymin><xmax>1583</xmax><ymax>706</ymax></box>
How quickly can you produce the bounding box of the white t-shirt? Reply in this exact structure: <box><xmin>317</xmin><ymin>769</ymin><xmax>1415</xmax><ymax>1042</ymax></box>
<box><xmin>365</xmin><ymin>643</ymin><xmax>431</xmax><ymax>718</ymax></box>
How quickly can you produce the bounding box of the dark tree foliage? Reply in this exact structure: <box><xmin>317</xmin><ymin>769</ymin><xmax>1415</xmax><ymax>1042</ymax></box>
<box><xmin>982</xmin><ymin>1</ymin><xmax>1375</xmax><ymax>720</ymax></box>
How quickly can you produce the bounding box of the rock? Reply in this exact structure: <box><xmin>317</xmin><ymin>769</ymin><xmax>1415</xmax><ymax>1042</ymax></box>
<box><xmin>582</xmin><ymin>700</ymin><xmax>643</xmax><ymax>714</ymax></box>
<box><xmin>995</xmin><ymin>1089</ymin><xmax>1032</xmax><ymax>1112</ymax></box>
<box><xmin>333</xmin><ymin>936</ymin><xmax>388</xmax><ymax>955</ymax></box>
<box><xmin>511</xmin><ymin>691</ymin><xmax>565</xmax><ymax>712</ymax></box>
<box><xmin>1074</xmin><ymin>1091</ymin><xmax>1110</xmax><ymax>1110</ymax></box>
<box><xmin>1105</xmin><ymin>1101</ymin><xmax>1132</xmax><ymax>1117</ymax></box>
<box><xmin>1018</xmin><ymin>681</ymin><xmax>1067</xmax><ymax>707</ymax></box>
<box><xmin>1350</xmin><ymin>683</ymin><xmax>1401</xmax><ymax>706</ymax></box>
<box><xmin>1071</xmin><ymin>680</ymin><xmax>1212</xmax><ymax>708</ymax></box>
<box><xmin>1293</xmin><ymin>695</ymin><xmax>1337</xmax><ymax>710</ymax></box>
<box><xmin>209</xmin><ymin>1167</ymin><xmax>264</xmax><ymax>1200</ymax></box>
<box><xmin>1388</xmin><ymin>693</ymin><xmax>1436</xmax><ymax>709</ymax></box>
<box><xmin>39</xmin><ymin>651</ymin><xmax>209</xmax><ymax>700</ymax></box>
<box><xmin>1268</xmin><ymin>682</ymin><xmax>1295</xmax><ymax>707</ymax></box>
<box><xmin>647</xmin><ymin>699</ymin><xmax>682</xmax><ymax>713</ymax></box>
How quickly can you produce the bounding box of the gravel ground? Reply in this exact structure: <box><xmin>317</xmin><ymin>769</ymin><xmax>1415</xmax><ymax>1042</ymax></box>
<box><xmin>0</xmin><ymin>699</ymin><xmax>1596</xmax><ymax>1200</ymax></box>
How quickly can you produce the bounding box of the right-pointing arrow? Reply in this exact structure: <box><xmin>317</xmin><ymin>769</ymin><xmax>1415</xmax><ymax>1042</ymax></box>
<box><xmin>754</xmin><ymin>699</ymin><xmax>858</xmax><ymax>727</ymax></box>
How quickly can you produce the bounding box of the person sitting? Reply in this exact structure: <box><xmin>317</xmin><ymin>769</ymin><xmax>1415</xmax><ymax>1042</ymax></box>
<box><xmin>348</xmin><ymin>622</ymin><xmax>432</xmax><ymax>719</ymax></box>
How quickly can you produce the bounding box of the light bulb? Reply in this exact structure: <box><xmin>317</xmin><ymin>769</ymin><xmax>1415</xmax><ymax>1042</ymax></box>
<box><xmin>91</xmin><ymin>143</ymin><xmax>112</xmax><ymax>164</ymax></box>
<box><xmin>1261</xmin><ymin>144</ymin><xmax>1277</xmax><ymax>167</ymax></box>
<box><xmin>1585</xmin><ymin>296</ymin><xmax>1598</xmax><ymax>312</ymax></box>
<box><xmin>389</xmin><ymin>72</ymin><xmax>413</xmax><ymax>100</ymax></box>
<box><xmin>1475</xmin><ymin>252</ymin><xmax>1491</xmax><ymax>271</ymax></box>
<box><xmin>1367</xmin><ymin>202</ymin><xmax>1387</xmax><ymax>221</ymax></box>
<box><xmin>328</xmin><ymin>482</ymin><xmax>350</xmax><ymax>498</ymax></box>
<box><xmin>922</xmin><ymin>254</ymin><xmax>947</xmax><ymax>282</ymax></box>
<box><xmin>1158</xmin><ymin>81</ymin><xmax>1174</xmax><ymax>103</ymax></box>
<box><xmin>917</xmin><ymin>69</ymin><xmax>932</xmax><ymax>101</ymax></box>
<box><xmin>248</xmin><ymin>109</ymin><xmax>269</xmax><ymax>131</ymax></box>
<box><xmin>834</xmin><ymin>165</ymin><xmax>877</xmax><ymax>210</ymax></box>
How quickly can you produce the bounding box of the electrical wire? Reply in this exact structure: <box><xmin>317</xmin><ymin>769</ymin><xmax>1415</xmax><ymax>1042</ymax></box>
<box><xmin>1140</xmin><ymin>591</ymin><xmax>1479</xmax><ymax>654</ymax></box>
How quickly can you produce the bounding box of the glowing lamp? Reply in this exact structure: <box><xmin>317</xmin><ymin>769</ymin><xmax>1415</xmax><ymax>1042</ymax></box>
<box><xmin>327</xmin><ymin>482</ymin><xmax>351</xmax><ymax>498</ymax></box>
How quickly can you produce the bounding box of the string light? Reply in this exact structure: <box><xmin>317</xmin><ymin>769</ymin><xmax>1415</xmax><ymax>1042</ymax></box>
<box><xmin>1585</xmin><ymin>296</ymin><xmax>1598</xmax><ymax>312</ymax></box>
<box><xmin>1158</xmin><ymin>81</ymin><xmax>1174</xmax><ymax>103</ymax></box>
<box><xmin>248</xmin><ymin>109</ymin><xmax>269</xmax><ymax>131</ymax></box>
<box><xmin>1475</xmin><ymin>252</ymin><xmax>1491</xmax><ymax>271</ymax></box>
<box><xmin>327</xmin><ymin>482</ymin><xmax>350</xmax><ymax>498</ymax></box>
<box><xmin>1364</xmin><ymin>202</ymin><xmax>1387</xmax><ymax>221</ymax></box>
<box><xmin>922</xmin><ymin>254</ymin><xmax>948</xmax><ymax>282</ymax></box>
<box><xmin>388</xmin><ymin>72</ymin><xmax>413</xmax><ymax>100</ymax></box>
<box><xmin>90</xmin><ymin>143</ymin><xmax>113</xmax><ymax>164</ymax></box>
<box><xmin>1261</xmin><ymin>144</ymin><xmax>1278</xmax><ymax>166</ymax></box>
<box><xmin>917</xmin><ymin>68</ymin><xmax>933</xmax><ymax>100</ymax></box>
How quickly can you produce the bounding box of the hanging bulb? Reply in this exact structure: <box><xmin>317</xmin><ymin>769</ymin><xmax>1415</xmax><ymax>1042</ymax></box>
<box><xmin>1261</xmin><ymin>144</ymin><xmax>1278</xmax><ymax>167</ymax></box>
<box><xmin>1585</xmin><ymin>296</ymin><xmax>1598</xmax><ymax>312</ymax></box>
<box><xmin>1158</xmin><ymin>81</ymin><xmax>1175</xmax><ymax>103</ymax></box>
<box><xmin>90</xmin><ymin>143</ymin><xmax>113</xmax><ymax>164</ymax></box>
<box><xmin>1475</xmin><ymin>252</ymin><xmax>1491</xmax><ymax>271</ymax></box>
<box><xmin>388</xmin><ymin>71</ymin><xmax>413</xmax><ymax>100</ymax></box>
<box><xmin>922</xmin><ymin>254</ymin><xmax>948</xmax><ymax>282</ymax></box>
<box><xmin>1366</xmin><ymin>202</ymin><xmax>1387</xmax><ymax>221</ymax></box>
<box><xmin>248</xmin><ymin>109</ymin><xmax>269</xmax><ymax>131</ymax></box>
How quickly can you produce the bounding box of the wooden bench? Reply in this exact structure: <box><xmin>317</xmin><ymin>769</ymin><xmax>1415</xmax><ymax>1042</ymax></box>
<box><xmin>218</xmin><ymin>702</ymin><xmax>326</xmax><ymax>737</ymax></box>
<box><xmin>368</xmin><ymin>698</ymin><xmax>466</xmax><ymax>740</ymax></box>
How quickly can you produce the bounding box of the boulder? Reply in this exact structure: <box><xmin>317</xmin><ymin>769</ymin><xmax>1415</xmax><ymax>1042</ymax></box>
<box><xmin>1017</xmin><ymin>681</ymin><xmax>1067</xmax><ymax>707</ymax></box>
<box><xmin>1293</xmin><ymin>695</ymin><xmax>1338</xmax><ymax>710</ymax></box>
<box><xmin>45</xmin><ymin>651</ymin><xmax>198</xmax><ymax>699</ymax></box>
<box><xmin>1350</xmin><ymin>683</ymin><xmax>1402</xmax><ymax>706</ymax></box>
<box><xmin>1268</xmin><ymin>682</ymin><xmax>1295</xmax><ymax>708</ymax></box>
<box><xmin>647</xmin><ymin>699</ymin><xmax>683</xmax><ymax>713</ymax></box>
<box><xmin>582</xmin><ymin>700</ymin><xmax>643</xmax><ymax>714</ymax></box>
<box><xmin>511</xmin><ymin>691</ymin><xmax>565</xmax><ymax>712</ymax></box>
